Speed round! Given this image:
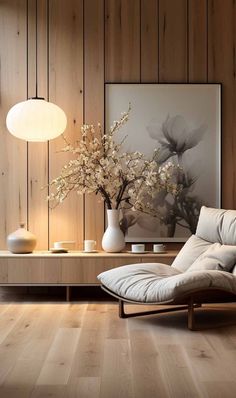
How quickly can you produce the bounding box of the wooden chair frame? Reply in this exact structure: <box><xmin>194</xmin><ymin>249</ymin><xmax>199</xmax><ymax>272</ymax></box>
<box><xmin>101</xmin><ymin>285</ymin><xmax>236</xmax><ymax>331</ymax></box>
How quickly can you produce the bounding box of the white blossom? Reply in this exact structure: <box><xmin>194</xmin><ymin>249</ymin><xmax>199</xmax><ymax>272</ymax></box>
<box><xmin>48</xmin><ymin>107</ymin><xmax>181</xmax><ymax>212</ymax></box>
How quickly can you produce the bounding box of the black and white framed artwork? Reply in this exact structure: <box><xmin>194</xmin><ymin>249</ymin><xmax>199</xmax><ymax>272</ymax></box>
<box><xmin>105</xmin><ymin>83</ymin><xmax>221</xmax><ymax>242</ymax></box>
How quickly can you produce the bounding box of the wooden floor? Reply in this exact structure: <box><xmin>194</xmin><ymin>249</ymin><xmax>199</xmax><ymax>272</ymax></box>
<box><xmin>0</xmin><ymin>297</ymin><xmax>235</xmax><ymax>398</ymax></box>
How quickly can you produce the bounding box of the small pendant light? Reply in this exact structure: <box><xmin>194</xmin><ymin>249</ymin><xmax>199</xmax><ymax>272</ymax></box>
<box><xmin>6</xmin><ymin>0</ymin><xmax>67</xmax><ymax>142</ymax></box>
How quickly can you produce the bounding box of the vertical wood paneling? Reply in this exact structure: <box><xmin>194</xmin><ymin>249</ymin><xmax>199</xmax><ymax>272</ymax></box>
<box><xmin>105</xmin><ymin>0</ymin><xmax>140</xmax><ymax>82</ymax></box>
<box><xmin>84</xmin><ymin>0</ymin><xmax>104</xmax><ymax>249</ymax></box>
<box><xmin>0</xmin><ymin>0</ymin><xmax>27</xmax><ymax>248</ymax></box>
<box><xmin>49</xmin><ymin>0</ymin><xmax>84</xmax><ymax>249</ymax></box>
<box><xmin>141</xmin><ymin>0</ymin><xmax>159</xmax><ymax>82</ymax></box>
<box><xmin>159</xmin><ymin>0</ymin><xmax>187</xmax><ymax>82</ymax></box>
<box><xmin>188</xmin><ymin>0</ymin><xmax>207</xmax><ymax>82</ymax></box>
<box><xmin>1</xmin><ymin>0</ymin><xmax>236</xmax><ymax>250</ymax></box>
<box><xmin>208</xmin><ymin>0</ymin><xmax>236</xmax><ymax>209</ymax></box>
<box><xmin>27</xmin><ymin>0</ymin><xmax>49</xmax><ymax>249</ymax></box>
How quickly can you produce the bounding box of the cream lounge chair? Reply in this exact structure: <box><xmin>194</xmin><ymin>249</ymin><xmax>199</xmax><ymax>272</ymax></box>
<box><xmin>97</xmin><ymin>207</ymin><xmax>236</xmax><ymax>330</ymax></box>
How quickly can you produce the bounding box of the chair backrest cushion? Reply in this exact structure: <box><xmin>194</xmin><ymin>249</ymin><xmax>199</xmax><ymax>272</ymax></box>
<box><xmin>171</xmin><ymin>234</ymin><xmax>212</xmax><ymax>272</ymax></box>
<box><xmin>172</xmin><ymin>206</ymin><xmax>236</xmax><ymax>272</ymax></box>
<box><xmin>186</xmin><ymin>243</ymin><xmax>236</xmax><ymax>272</ymax></box>
<box><xmin>196</xmin><ymin>206</ymin><xmax>236</xmax><ymax>245</ymax></box>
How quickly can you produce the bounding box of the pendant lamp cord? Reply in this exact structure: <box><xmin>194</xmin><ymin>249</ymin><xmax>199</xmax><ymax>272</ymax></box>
<box><xmin>35</xmin><ymin>0</ymin><xmax>38</xmax><ymax>98</ymax></box>
<box><xmin>32</xmin><ymin>0</ymin><xmax>43</xmax><ymax>101</ymax></box>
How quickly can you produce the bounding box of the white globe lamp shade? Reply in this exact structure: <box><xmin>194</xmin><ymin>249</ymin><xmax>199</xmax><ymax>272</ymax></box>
<box><xmin>6</xmin><ymin>98</ymin><xmax>67</xmax><ymax>142</ymax></box>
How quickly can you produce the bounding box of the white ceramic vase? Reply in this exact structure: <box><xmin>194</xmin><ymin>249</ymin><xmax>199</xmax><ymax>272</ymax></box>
<box><xmin>102</xmin><ymin>209</ymin><xmax>125</xmax><ymax>253</ymax></box>
<box><xmin>7</xmin><ymin>223</ymin><xmax>37</xmax><ymax>254</ymax></box>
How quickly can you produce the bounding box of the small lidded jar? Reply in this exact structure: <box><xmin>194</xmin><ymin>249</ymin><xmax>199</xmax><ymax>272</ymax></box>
<box><xmin>7</xmin><ymin>223</ymin><xmax>37</xmax><ymax>254</ymax></box>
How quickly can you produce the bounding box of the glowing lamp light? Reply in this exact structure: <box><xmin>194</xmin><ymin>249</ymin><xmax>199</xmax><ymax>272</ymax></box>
<box><xmin>6</xmin><ymin>98</ymin><xmax>67</xmax><ymax>142</ymax></box>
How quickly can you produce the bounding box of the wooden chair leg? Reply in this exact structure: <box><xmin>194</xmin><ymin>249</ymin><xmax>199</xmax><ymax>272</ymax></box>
<box><xmin>188</xmin><ymin>297</ymin><xmax>195</xmax><ymax>331</ymax></box>
<box><xmin>119</xmin><ymin>300</ymin><xmax>125</xmax><ymax>318</ymax></box>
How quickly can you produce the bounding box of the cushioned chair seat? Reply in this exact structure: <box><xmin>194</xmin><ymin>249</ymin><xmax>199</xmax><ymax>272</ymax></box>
<box><xmin>98</xmin><ymin>263</ymin><xmax>236</xmax><ymax>304</ymax></box>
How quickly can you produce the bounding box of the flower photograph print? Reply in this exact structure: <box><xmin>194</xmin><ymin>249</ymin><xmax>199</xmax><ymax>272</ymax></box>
<box><xmin>105</xmin><ymin>83</ymin><xmax>221</xmax><ymax>242</ymax></box>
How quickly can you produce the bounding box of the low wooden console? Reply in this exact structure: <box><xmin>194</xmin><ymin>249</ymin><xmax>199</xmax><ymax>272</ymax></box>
<box><xmin>0</xmin><ymin>251</ymin><xmax>177</xmax><ymax>300</ymax></box>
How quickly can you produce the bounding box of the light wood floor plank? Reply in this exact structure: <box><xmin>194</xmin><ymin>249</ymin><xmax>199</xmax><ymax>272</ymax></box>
<box><xmin>36</xmin><ymin>328</ymin><xmax>81</xmax><ymax>385</ymax></box>
<box><xmin>66</xmin><ymin>377</ymin><xmax>100</xmax><ymax>398</ymax></box>
<box><xmin>203</xmin><ymin>381</ymin><xmax>236</xmax><ymax>398</ymax></box>
<box><xmin>105</xmin><ymin>303</ymin><xmax>129</xmax><ymax>339</ymax></box>
<box><xmin>30</xmin><ymin>385</ymin><xmax>66</xmax><ymax>397</ymax></box>
<box><xmin>0</xmin><ymin>305</ymin><xmax>46</xmax><ymax>384</ymax></box>
<box><xmin>0</xmin><ymin>304</ymin><xmax>26</xmax><ymax>344</ymax></box>
<box><xmin>68</xmin><ymin>306</ymin><xmax>107</xmax><ymax>379</ymax></box>
<box><xmin>156</xmin><ymin>344</ymin><xmax>203</xmax><ymax>398</ymax></box>
<box><xmin>0</xmin><ymin>303</ymin><xmax>10</xmax><ymax>316</ymax></box>
<box><xmin>18</xmin><ymin>304</ymin><xmax>68</xmax><ymax>362</ymax></box>
<box><xmin>130</xmin><ymin>329</ymin><xmax>168</xmax><ymax>398</ymax></box>
<box><xmin>70</xmin><ymin>328</ymin><xmax>104</xmax><ymax>378</ymax></box>
<box><xmin>0</xmin><ymin>386</ymin><xmax>32</xmax><ymax>398</ymax></box>
<box><xmin>100</xmin><ymin>339</ymin><xmax>133</xmax><ymax>398</ymax></box>
<box><xmin>0</xmin><ymin>359</ymin><xmax>44</xmax><ymax>398</ymax></box>
<box><xmin>59</xmin><ymin>303</ymin><xmax>86</xmax><ymax>329</ymax></box>
<box><xmin>184</xmin><ymin>336</ymin><xmax>235</xmax><ymax>383</ymax></box>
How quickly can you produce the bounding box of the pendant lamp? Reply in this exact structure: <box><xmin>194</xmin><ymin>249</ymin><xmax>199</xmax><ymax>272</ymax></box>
<box><xmin>6</xmin><ymin>1</ymin><xmax>67</xmax><ymax>142</ymax></box>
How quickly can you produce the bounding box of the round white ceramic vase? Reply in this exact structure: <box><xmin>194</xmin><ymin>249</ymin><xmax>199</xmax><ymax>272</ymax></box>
<box><xmin>7</xmin><ymin>223</ymin><xmax>37</xmax><ymax>254</ymax></box>
<box><xmin>102</xmin><ymin>209</ymin><xmax>125</xmax><ymax>253</ymax></box>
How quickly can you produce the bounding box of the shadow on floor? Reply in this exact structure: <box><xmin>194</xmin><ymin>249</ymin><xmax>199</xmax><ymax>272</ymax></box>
<box><xmin>125</xmin><ymin>304</ymin><xmax>236</xmax><ymax>331</ymax></box>
<box><xmin>0</xmin><ymin>286</ymin><xmax>116</xmax><ymax>302</ymax></box>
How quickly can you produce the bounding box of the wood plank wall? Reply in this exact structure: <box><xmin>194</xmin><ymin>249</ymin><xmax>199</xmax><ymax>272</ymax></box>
<box><xmin>0</xmin><ymin>0</ymin><xmax>235</xmax><ymax>250</ymax></box>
